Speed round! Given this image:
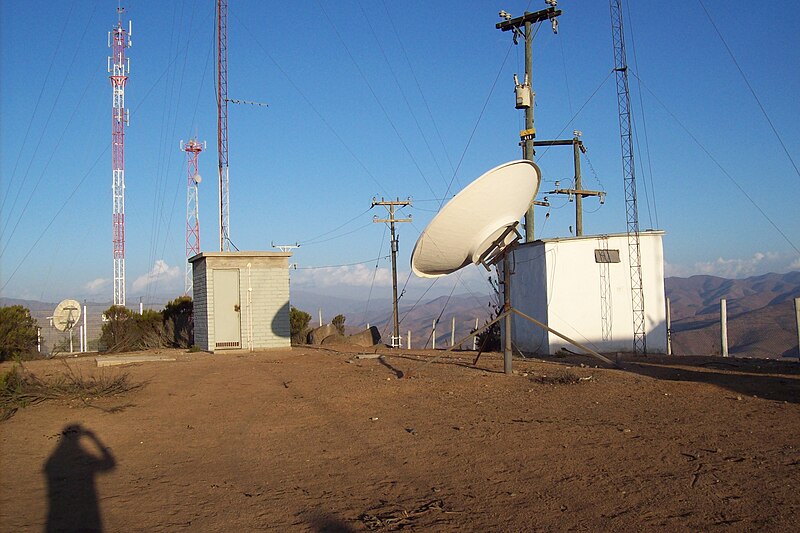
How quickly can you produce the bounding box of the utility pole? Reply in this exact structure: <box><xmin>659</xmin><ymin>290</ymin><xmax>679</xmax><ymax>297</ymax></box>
<box><xmin>535</xmin><ymin>131</ymin><xmax>605</xmax><ymax>236</ymax></box>
<box><xmin>371</xmin><ymin>197</ymin><xmax>412</xmax><ymax>348</ymax></box>
<box><xmin>497</xmin><ymin>2</ymin><xmax>562</xmax><ymax>242</ymax></box>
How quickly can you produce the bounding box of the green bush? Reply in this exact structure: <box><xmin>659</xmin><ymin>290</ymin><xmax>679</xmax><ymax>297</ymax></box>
<box><xmin>332</xmin><ymin>314</ymin><xmax>346</xmax><ymax>336</ymax></box>
<box><xmin>290</xmin><ymin>306</ymin><xmax>312</xmax><ymax>345</ymax></box>
<box><xmin>163</xmin><ymin>296</ymin><xmax>193</xmax><ymax>348</ymax></box>
<box><xmin>0</xmin><ymin>306</ymin><xmax>39</xmax><ymax>361</ymax></box>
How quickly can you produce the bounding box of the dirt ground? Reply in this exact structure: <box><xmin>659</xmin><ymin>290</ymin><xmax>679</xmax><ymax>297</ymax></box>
<box><xmin>1</xmin><ymin>347</ymin><xmax>798</xmax><ymax>532</ymax></box>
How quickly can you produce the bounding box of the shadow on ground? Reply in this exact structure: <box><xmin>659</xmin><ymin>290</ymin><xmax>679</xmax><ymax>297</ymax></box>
<box><xmin>44</xmin><ymin>424</ymin><xmax>116</xmax><ymax>532</ymax></box>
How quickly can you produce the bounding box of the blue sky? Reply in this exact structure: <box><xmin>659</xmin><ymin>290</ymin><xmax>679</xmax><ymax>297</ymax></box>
<box><xmin>1</xmin><ymin>0</ymin><xmax>799</xmax><ymax>306</ymax></box>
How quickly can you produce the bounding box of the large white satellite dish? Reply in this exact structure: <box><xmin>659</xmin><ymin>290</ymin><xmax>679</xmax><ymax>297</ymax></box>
<box><xmin>411</xmin><ymin>160</ymin><xmax>540</xmax><ymax>278</ymax></box>
<box><xmin>53</xmin><ymin>299</ymin><xmax>81</xmax><ymax>332</ymax></box>
<box><xmin>407</xmin><ymin>159</ymin><xmax>615</xmax><ymax>376</ymax></box>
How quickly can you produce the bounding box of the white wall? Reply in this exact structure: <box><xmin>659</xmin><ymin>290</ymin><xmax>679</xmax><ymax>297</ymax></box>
<box><xmin>510</xmin><ymin>231</ymin><xmax>667</xmax><ymax>354</ymax></box>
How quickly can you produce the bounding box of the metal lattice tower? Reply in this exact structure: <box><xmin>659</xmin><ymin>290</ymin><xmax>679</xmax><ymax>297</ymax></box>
<box><xmin>183</xmin><ymin>139</ymin><xmax>204</xmax><ymax>296</ymax></box>
<box><xmin>216</xmin><ymin>0</ymin><xmax>230</xmax><ymax>251</ymax></box>
<box><xmin>610</xmin><ymin>0</ymin><xmax>646</xmax><ymax>353</ymax></box>
<box><xmin>109</xmin><ymin>6</ymin><xmax>131</xmax><ymax>306</ymax></box>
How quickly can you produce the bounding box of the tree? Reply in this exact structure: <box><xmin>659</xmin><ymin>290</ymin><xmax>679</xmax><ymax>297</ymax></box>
<box><xmin>290</xmin><ymin>306</ymin><xmax>312</xmax><ymax>345</ymax></box>
<box><xmin>99</xmin><ymin>305</ymin><xmax>136</xmax><ymax>352</ymax></box>
<box><xmin>163</xmin><ymin>296</ymin><xmax>193</xmax><ymax>348</ymax></box>
<box><xmin>332</xmin><ymin>314</ymin><xmax>346</xmax><ymax>336</ymax></box>
<box><xmin>0</xmin><ymin>305</ymin><xmax>39</xmax><ymax>361</ymax></box>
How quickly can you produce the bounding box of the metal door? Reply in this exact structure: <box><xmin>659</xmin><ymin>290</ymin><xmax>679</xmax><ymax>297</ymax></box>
<box><xmin>213</xmin><ymin>269</ymin><xmax>241</xmax><ymax>349</ymax></box>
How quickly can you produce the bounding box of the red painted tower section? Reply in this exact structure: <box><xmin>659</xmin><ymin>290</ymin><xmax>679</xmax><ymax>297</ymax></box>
<box><xmin>183</xmin><ymin>139</ymin><xmax>204</xmax><ymax>295</ymax></box>
<box><xmin>109</xmin><ymin>6</ymin><xmax>131</xmax><ymax>306</ymax></box>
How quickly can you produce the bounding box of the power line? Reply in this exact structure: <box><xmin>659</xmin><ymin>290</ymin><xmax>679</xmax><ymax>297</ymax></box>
<box><xmin>296</xmin><ymin>255</ymin><xmax>390</xmax><ymax>270</ymax></box>
<box><xmin>631</xmin><ymin>70</ymin><xmax>799</xmax><ymax>255</ymax></box>
<box><xmin>698</xmin><ymin>0</ymin><xmax>800</xmax><ymax>180</ymax></box>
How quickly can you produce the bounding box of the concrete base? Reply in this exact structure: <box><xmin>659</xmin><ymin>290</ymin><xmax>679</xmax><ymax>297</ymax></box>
<box><xmin>96</xmin><ymin>355</ymin><xmax>177</xmax><ymax>367</ymax></box>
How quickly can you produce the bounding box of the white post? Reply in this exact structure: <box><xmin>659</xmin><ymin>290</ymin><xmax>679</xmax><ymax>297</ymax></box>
<box><xmin>79</xmin><ymin>325</ymin><xmax>84</xmax><ymax>352</ymax></box>
<box><xmin>432</xmin><ymin>319</ymin><xmax>437</xmax><ymax>349</ymax></box>
<box><xmin>319</xmin><ymin>308</ymin><xmax>323</xmax><ymax>327</ymax></box>
<box><xmin>69</xmin><ymin>328</ymin><xmax>74</xmax><ymax>353</ymax></box>
<box><xmin>139</xmin><ymin>297</ymin><xmax>143</xmax><ymax>315</ymax></box>
<box><xmin>451</xmin><ymin>316</ymin><xmax>456</xmax><ymax>347</ymax></box>
<box><xmin>720</xmin><ymin>299</ymin><xmax>728</xmax><ymax>357</ymax></box>
<box><xmin>794</xmin><ymin>297</ymin><xmax>800</xmax><ymax>361</ymax></box>
<box><xmin>407</xmin><ymin>330</ymin><xmax>411</xmax><ymax>350</ymax></box>
<box><xmin>83</xmin><ymin>304</ymin><xmax>88</xmax><ymax>352</ymax></box>
<box><xmin>37</xmin><ymin>327</ymin><xmax>41</xmax><ymax>353</ymax></box>
<box><xmin>473</xmin><ymin>317</ymin><xmax>479</xmax><ymax>350</ymax></box>
<box><xmin>666</xmin><ymin>297</ymin><xmax>672</xmax><ymax>356</ymax></box>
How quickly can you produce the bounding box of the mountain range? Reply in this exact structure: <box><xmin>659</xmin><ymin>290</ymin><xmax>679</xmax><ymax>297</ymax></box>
<box><xmin>3</xmin><ymin>271</ymin><xmax>798</xmax><ymax>357</ymax></box>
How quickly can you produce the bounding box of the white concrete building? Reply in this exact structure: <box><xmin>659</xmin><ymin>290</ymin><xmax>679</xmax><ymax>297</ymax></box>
<box><xmin>509</xmin><ymin>230</ymin><xmax>667</xmax><ymax>355</ymax></box>
<box><xmin>190</xmin><ymin>252</ymin><xmax>292</xmax><ymax>352</ymax></box>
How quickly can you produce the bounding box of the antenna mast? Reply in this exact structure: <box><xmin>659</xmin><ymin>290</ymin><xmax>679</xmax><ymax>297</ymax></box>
<box><xmin>183</xmin><ymin>139</ymin><xmax>205</xmax><ymax>296</ymax></box>
<box><xmin>216</xmin><ymin>0</ymin><xmax>230</xmax><ymax>251</ymax></box>
<box><xmin>610</xmin><ymin>0</ymin><xmax>646</xmax><ymax>354</ymax></box>
<box><xmin>109</xmin><ymin>4</ymin><xmax>131</xmax><ymax>306</ymax></box>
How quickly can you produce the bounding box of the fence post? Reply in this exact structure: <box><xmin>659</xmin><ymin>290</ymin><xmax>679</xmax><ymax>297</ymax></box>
<box><xmin>407</xmin><ymin>330</ymin><xmax>411</xmax><ymax>350</ymax></box>
<box><xmin>432</xmin><ymin>319</ymin><xmax>436</xmax><ymax>349</ymax></box>
<box><xmin>451</xmin><ymin>316</ymin><xmax>455</xmax><ymax>347</ymax></box>
<box><xmin>318</xmin><ymin>309</ymin><xmax>323</xmax><ymax>327</ymax></box>
<box><xmin>666</xmin><ymin>297</ymin><xmax>672</xmax><ymax>356</ymax></box>
<box><xmin>794</xmin><ymin>297</ymin><xmax>800</xmax><ymax>360</ymax></box>
<box><xmin>473</xmin><ymin>317</ymin><xmax>479</xmax><ymax>350</ymax></box>
<box><xmin>720</xmin><ymin>298</ymin><xmax>728</xmax><ymax>357</ymax></box>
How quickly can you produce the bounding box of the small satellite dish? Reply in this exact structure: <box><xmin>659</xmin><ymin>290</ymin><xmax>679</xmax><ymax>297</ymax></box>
<box><xmin>193</xmin><ymin>173</ymin><xmax>202</xmax><ymax>184</ymax></box>
<box><xmin>53</xmin><ymin>299</ymin><xmax>81</xmax><ymax>332</ymax></box>
<box><xmin>411</xmin><ymin>160</ymin><xmax>540</xmax><ymax>278</ymax></box>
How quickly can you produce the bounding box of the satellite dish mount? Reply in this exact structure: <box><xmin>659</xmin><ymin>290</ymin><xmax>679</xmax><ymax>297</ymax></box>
<box><xmin>410</xmin><ymin>161</ymin><xmax>616</xmax><ymax>375</ymax></box>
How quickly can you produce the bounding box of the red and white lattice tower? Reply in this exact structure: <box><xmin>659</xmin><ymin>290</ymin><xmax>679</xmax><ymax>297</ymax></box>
<box><xmin>182</xmin><ymin>139</ymin><xmax>204</xmax><ymax>296</ymax></box>
<box><xmin>108</xmin><ymin>6</ymin><xmax>131</xmax><ymax>306</ymax></box>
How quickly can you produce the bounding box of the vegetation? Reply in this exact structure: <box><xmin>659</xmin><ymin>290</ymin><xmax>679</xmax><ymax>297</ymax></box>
<box><xmin>332</xmin><ymin>314</ymin><xmax>346</xmax><ymax>336</ymax></box>
<box><xmin>290</xmin><ymin>306</ymin><xmax>312</xmax><ymax>345</ymax></box>
<box><xmin>0</xmin><ymin>305</ymin><xmax>39</xmax><ymax>361</ymax></box>
<box><xmin>0</xmin><ymin>362</ymin><xmax>142</xmax><ymax>421</ymax></box>
<box><xmin>98</xmin><ymin>297</ymin><xmax>195</xmax><ymax>352</ymax></box>
<box><xmin>163</xmin><ymin>296</ymin><xmax>193</xmax><ymax>348</ymax></box>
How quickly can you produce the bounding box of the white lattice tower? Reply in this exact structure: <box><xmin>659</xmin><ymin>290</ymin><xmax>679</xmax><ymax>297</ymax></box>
<box><xmin>183</xmin><ymin>139</ymin><xmax>204</xmax><ymax>296</ymax></box>
<box><xmin>109</xmin><ymin>6</ymin><xmax>131</xmax><ymax>306</ymax></box>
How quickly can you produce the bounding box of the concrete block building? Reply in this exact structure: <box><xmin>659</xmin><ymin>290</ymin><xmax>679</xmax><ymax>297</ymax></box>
<box><xmin>190</xmin><ymin>252</ymin><xmax>292</xmax><ymax>352</ymax></box>
<box><xmin>509</xmin><ymin>231</ymin><xmax>667</xmax><ymax>355</ymax></box>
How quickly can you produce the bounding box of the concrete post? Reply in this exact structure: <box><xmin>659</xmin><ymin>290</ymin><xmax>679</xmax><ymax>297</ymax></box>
<box><xmin>432</xmin><ymin>319</ymin><xmax>436</xmax><ymax>349</ymax></box>
<box><xmin>720</xmin><ymin>299</ymin><xmax>728</xmax><ymax>357</ymax></box>
<box><xmin>451</xmin><ymin>316</ymin><xmax>455</xmax><ymax>347</ymax></box>
<box><xmin>407</xmin><ymin>330</ymin><xmax>411</xmax><ymax>350</ymax></box>
<box><xmin>794</xmin><ymin>297</ymin><xmax>800</xmax><ymax>360</ymax></box>
<box><xmin>473</xmin><ymin>317</ymin><xmax>479</xmax><ymax>350</ymax></box>
<box><xmin>666</xmin><ymin>297</ymin><xmax>672</xmax><ymax>356</ymax></box>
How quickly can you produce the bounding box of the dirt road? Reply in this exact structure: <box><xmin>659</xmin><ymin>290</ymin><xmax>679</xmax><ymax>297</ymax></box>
<box><xmin>1</xmin><ymin>348</ymin><xmax>798</xmax><ymax>531</ymax></box>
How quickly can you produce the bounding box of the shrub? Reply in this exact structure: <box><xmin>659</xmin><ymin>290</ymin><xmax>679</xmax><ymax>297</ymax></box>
<box><xmin>332</xmin><ymin>314</ymin><xmax>346</xmax><ymax>336</ymax></box>
<box><xmin>0</xmin><ymin>305</ymin><xmax>39</xmax><ymax>361</ymax></box>
<box><xmin>163</xmin><ymin>296</ymin><xmax>193</xmax><ymax>348</ymax></box>
<box><xmin>290</xmin><ymin>306</ymin><xmax>312</xmax><ymax>345</ymax></box>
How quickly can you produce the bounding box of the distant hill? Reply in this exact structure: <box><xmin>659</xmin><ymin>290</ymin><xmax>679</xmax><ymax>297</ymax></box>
<box><xmin>666</xmin><ymin>272</ymin><xmax>800</xmax><ymax>359</ymax></box>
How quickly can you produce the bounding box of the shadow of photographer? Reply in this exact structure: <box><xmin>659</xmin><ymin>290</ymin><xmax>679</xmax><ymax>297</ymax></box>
<box><xmin>44</xmin><ymin>424</ymin><xmax>116</xmax><ymax>533</ymax></box>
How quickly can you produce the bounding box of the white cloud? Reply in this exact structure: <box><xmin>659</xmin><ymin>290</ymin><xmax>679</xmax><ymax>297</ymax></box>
<box><xmin>84</xmin><ymin>277</ymin><xmax>110</xmax><ymax>293</ymax></box>
<box><xmin>293</xmin><ymin>263</ymin><xmax>393</xmax><ymax>288</ymax></box>
<box><xmin>132</xmin><ymin>260</ymin><xmax>182</xmax><ymax>292</ymax></box>
<box><xmin>666</xmin><ymin>251</ymin><xmax>800</xmax><ymax>279</ymax></box>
